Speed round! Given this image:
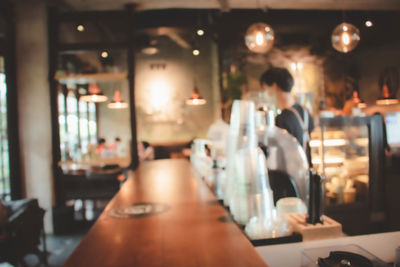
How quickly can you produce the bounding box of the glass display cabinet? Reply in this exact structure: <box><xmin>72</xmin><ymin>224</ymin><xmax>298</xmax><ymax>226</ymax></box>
<box><xmin>310</xmin><ymin>114</ymin><xmax>386</xmax><ymax>235</ymax></box>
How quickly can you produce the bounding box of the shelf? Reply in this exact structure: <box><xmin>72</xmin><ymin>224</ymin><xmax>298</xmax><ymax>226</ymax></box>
<box><xmin>310</xmin><ymin>138</ymin><xmax>368</xmax><ymax>148</ymax></box>
<box><xmin>319</xmin><ymin>115</ymin><xmax>370</xmax><ymax>127</ymax></box>
<box><xmin>55</xmin><ymin>72</ymin><xmax>127</xmax><ymax>84</ymax></box>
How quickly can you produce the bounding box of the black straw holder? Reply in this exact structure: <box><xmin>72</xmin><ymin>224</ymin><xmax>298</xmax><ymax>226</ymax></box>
<box><xmin>307</xmin><ymin>170</ymin><xmax>325</xmax><ymax>224</ymax></box>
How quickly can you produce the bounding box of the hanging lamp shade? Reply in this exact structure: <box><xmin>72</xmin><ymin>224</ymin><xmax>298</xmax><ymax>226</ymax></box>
<box><xmin>80</xmin><ymin>83</ymin><xmax>108</xmax><ymax>103</ymax></box>
<box><xmin>331</xmin><ymin>22</ymin><xmax>360</xmax><ymax>53</ymax></box>
<box><xmin>108</xmin><ymin>90</ymin><xmax>128</xmax><ymax>109</ymax></box>
<box><xmin>352</xmin><ymin>90</ymin><xmax>367</xmax><ymax>108</ymax></box>
<box><xmin>186</xmin><ymin>87</ymin><xmax>206</xmax><ymax>106</ymax></box>
<box><xmin>244</xmin><ymin>23</ymin><xmax>275</xmax><ymax>54</ymax></box>
<box><xmin>376</xmin><ymin>84</ymin><xmax>399</xmax><ymax>105</ymax></box>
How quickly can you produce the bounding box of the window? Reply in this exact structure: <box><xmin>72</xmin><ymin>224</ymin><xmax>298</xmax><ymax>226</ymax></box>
<box><xmin>0</xmin><ymin>56</ymin><xmax>10</xmax><ymax>199</ymax></box>
<box><xmin>58</xmin><ymin>87</ymin><xmax>98</xmax><ymax>161</ymax></box>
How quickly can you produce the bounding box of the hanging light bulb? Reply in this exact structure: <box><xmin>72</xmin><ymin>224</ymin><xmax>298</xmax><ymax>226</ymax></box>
<box><xmin>245</xmin><ymin>23</ymin><xmax>275</xmax><ymax>54</ymax></box>
<box><xmin>186</xmin><ymin>86</ymin><xmax>206</xmax><ymax>106</ymax></box>
<box><xmin>80</xmin><ymin>83</ymin><xmax>108</xmax><ymax>103</ymax></box>
<box><xmin>108</xmin><ymin>90</ymin><xmax>128</xmax><ymax>109</ymax></box>
<box><xmin>331</xmin><ymin>22</ymin><xmax>360</xmax><ymax>53</ymax></box>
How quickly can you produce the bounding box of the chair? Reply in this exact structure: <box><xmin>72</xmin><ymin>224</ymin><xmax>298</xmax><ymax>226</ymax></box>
<box><xmin>0</xmin><ymin>198</ymin><xmax>47</xmax><ymax>266</ymax></box>
<box><xmin>268</xmin><ymin>170</ymin><xmax>299</xmax><ymax>205</ymax></box>
<box><xmin>58</xmin><ymin>168</ymin><xmax>123</xmax><ymax>224</ymax></box>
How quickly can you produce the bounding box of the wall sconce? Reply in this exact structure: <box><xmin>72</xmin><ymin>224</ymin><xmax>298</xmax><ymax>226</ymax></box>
<box><xmin>186</xmin><ymin>86</ymin><xmax>206</xmax><ymax>106</ymax></box>
<box><xmin>142</xmin><ymin>47</ymin><xmax>159</xmax><ymax>55</ymax></box>
<box><xmin>108</xmin><ymin>90</ymin><xmax>128</xmax><ymax>109</ymax></box>
<box><xmin>245</xmin><ymin>22</ymin><xmax>275</xmax><ymax>54</ymax></box>
<box><xmin>331</xmin><ymin>22</ymin><xmax>360</xmax><ymax>53</ymax></box>
<box><xmin>80</xmin><ymin>83</ymin><xmax>108</xmax><ymax>103</ymax></box>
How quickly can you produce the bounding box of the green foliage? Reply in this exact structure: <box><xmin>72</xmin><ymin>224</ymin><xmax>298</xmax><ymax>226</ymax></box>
<box><xmin>224</xmin><ymin>72</ymin><xmax>247</xmax><ymax>100</ymax></box>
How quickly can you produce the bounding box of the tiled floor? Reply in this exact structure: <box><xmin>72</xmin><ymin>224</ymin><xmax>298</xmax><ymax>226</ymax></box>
<box><xmin>0</xmin><ymin>203</ymin><xmax>98</xmax><ymax>267</ymax></box>
<box><xmin>0</xmin><ymin>222</ymin><xmax>90</xmax><ymax>267</ymax></box>
<box><xmin>29</xmin><ymin>231</ymin><xmax>85</xmax><ymax>267</ymax></box>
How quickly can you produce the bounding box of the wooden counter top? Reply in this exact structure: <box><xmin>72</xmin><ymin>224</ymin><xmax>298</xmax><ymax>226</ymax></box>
<box><xmin>63</xmin><ymin>159</ymin><xmax>268</xmax><ymax>267</ymax></box>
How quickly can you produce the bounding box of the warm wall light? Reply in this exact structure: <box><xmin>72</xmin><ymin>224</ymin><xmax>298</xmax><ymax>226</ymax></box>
<box><xmin>244</xmin><ymin>23</ymin><xmax>274</xmax><ymax>54</ymax></box>
<box><xmin>186</xmin><ymin>86</ymin><xmax>206</xmax><ymax>106</ymax></box>
<box><xmin>108</xmin><ymin>90</ymin><xmax>128</xmax><ymax>109</ymax></box>
<box><xmin>141</xmin><ymin>47</ymin><xmax>159</xmax><ymax>55</ymax></box>
<box><xmin>80</xmin><ymin>83</ymin><xmax>108</xmax><ymax>103</ymax></box>
<box><xmin>192</xmin><ymin>49</ymin><xmax>200</xmax><ymax>56</ymax></box>
<box><xmin>331</xmin><ymin>22</ymin><xmax>360</xmax><ymax>53</ymax></box>
<box><xmin>290</xmin><ymin>62</ymin><xmax>303</xmax><ymax>71</ymax></box>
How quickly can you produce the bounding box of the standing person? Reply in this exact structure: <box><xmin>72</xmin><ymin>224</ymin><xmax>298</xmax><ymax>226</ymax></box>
<box><xmin>260</xmin><ymin>67</ymin><xmax>314</xmax><ymax>165</ymax></box>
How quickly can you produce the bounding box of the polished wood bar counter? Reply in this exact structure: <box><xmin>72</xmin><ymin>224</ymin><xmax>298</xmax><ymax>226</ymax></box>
<box><xmin>63</xmin><ymin>159</ymin><xmax>268</xmax><ymax>267</ymax></box>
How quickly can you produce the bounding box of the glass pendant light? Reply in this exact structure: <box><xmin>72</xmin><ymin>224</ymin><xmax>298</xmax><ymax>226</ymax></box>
<box><xmin>80</xmin><ymin>83</ymin><xmax>108</xmax><ymax>103</ymax></box>
<box><xmin>245</xmin><ymin>22</ymin><xmax>275</xmax><ymax>54</ymax></box>
<box><xmin>186</xmin><ymin>86</ymin><xmax>206</xmax><ymax>106</ymax></box>
<box><xmin>331</xmin><ymin>22</ymin><xmax>360</xmax><ymax>53</ymax></box>
<box><xmin>108</xmin><ymin>90</ymin><xmax>128</xmax><ymax>109</ymax></box>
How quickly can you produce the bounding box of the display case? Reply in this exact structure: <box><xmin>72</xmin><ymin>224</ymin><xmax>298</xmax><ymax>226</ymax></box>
<box><xmin>310</xmin><ymin>114</ymin><xmax>386</xmax><ymax>235</ymax></box>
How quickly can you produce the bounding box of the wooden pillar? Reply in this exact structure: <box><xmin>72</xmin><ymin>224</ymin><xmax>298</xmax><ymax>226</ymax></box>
<box><xmin>126</xmin><ymin>4</ymin><xmax>139</xmax><ymax>169</ymax></box>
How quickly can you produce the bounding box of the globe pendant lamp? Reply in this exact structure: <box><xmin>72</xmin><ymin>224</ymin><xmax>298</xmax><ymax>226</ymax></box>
<box><xmin>108</xmin><ymin>90</ymin><xmax>128</xmax><ymax>109</ymax></box>
<box><xmin>80</xmin><ymin>83</ymin><xmax>108</xmax><ymax>103</ymax></box>
<box><xmin>331</xmin><ymin>22</ymin><xmax>360</xmax><ymax>53</ymax></box>
<box><xmin>186</xmin><ymin>86</ymin><xmax>206</xmax><ymax>106</ymax></box>
<box><xmin>245</xmin><ymin>22</ymin><xmax>274</xmax><ymax>54</ymax></box>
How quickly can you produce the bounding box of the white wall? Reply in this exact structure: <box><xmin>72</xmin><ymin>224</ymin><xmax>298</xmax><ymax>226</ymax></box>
<box><xmin>135</xmin><ymin>38</ymin><xmax>220</xmax><ymax>143</ymax></box>
<box><xmin>98</xmin><ymin>80</ymin><xmax>131</xmax><ymax>154</ymax></box>
<box><xmin>16</xmin><ymin>0</ymin><xmax>53</xmax><ymax>233</ymax></box>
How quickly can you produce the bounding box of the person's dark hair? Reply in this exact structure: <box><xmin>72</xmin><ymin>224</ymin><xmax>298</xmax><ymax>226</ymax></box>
<box><xmin>260</xmin><ymin>67</ymin><xmax>294</xmax><ymax>93</ymax></box>
<box><xmin>98</xmin><ymin>138</ymin><xmax>106</xmax><ymax>145</ymax></box>
<box><xmin>115</xmin><ymin>137</ymin><xmax>121</xmax><ymax>142</ymax></box>
<box><xmin>142</xmin><ymin>141</ymin><xmax>150</xmax><ymax>149</ymax></box>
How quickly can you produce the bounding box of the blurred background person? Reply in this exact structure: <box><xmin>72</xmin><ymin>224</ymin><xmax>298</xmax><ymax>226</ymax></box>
<box><xmin>96</xmin><ymin>138</ymin><xmax>108</xmax><ymax>158</ymax></box>
<box><xmin>109</xmin><ymin>137</ymin><xmax>126</xmax><ymax>157</ymax></box>
<box><xmin>260</xmin><ymin>67</ymin><xmax>314</xmax><ymax>165</ymax></box>
<box><xmin>138</xmin><ymin>141</ymin><xmax>155</xmax><ymax>162</ymax></box>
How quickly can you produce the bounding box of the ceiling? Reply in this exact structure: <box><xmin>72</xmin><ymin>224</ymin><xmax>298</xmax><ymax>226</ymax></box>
<box><xmin>63</xmin><ymin>0</ymin><xmax>400</xmax><ymax>11</ymax></box>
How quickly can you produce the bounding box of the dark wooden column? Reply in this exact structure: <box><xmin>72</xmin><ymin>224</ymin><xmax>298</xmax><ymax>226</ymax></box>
<box><xmin>126</xmin><ymin>4</ymin><xmax>139</xmax><ymax>169</ymax></box>
<box><xmin>48</xmin><ymin>7</ymin><xmax>63</xmax><ymax>206</ymax></box>
<box><xmin>2</xmin><ymin>0</ymin><xmax>23</xmax><ymax>199</ymax></box>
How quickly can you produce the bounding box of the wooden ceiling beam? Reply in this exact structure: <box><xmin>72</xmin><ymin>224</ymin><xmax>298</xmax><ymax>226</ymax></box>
<box><xmin>217</xmin><ymin>0</ymin><xmax>230</xmax><ymax>12</ymax></box>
